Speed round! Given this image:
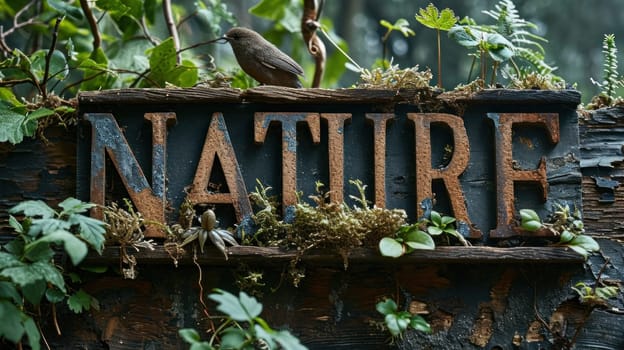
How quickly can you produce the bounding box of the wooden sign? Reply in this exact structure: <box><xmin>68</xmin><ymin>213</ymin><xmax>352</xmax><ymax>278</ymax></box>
<box><xmin>77</xmin><ymin>87</ymin><xmax>582</xmax><ymax>242</ymax></box>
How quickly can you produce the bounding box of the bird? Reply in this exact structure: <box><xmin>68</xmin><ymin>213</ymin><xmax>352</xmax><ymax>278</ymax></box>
<box><xmin>221</xmin><ymin>27</ymin><xmax>304</xmax><ymax>88</ymax></box>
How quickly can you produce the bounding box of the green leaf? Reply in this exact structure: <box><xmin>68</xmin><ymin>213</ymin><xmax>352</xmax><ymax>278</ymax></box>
<box><xmin>271</xmin><ymin>328</ymin><xmax>308</xmax><ymax>350</ymax></box>
<box><xmin>25</xmin><ymin>108</ymin><xmax>54</xmax><ymax>122</ymax></box>
<box><xmin>48</xmin><ymin>0</ymin><xmax>84</xmax><ymax>20</ymax></box>
<box><xmin>23</xmin><ymin>240</ymin><xmax>55</xmax><ymax>262</ymax></box>
<box><xmin>28</xmin><ymin>218</ymin><xmax>72</xmax><ymax>237</ymax></box>
<box><xmin>0</xmin><ymin>300</ymin><xmax>26</xmax><ymax>343</ymax></box>
<box><xmin>21</xmin><ymin>279</ymin><xmax>46</xmax><ymax>305</ymax></box>
<box><xmin>376</xmin><ymin>298</ymin><xmax>398</xmax><ymax>315</ymax></box>
<box><xmin>219</xmin><ymin>328</ymin><xmax>246</xmax><ymax>349</ymax></box>
<box><xmin>10</xmin><ymin>200</ymin><xmax>56</xmax><ymax>219</ymax></box>
<box><xmin>59</xmin><ymin>197</ymin><xmax>95</xmax><ymax>215</ymax></box>
<box><xmin>519</xmin><ymin>209</ymin><xmax>540</xmax><ymax>222</ymax></box>
<box><xmin>37</xmin><ymin>229</ymin><xmax>88</xmax><ymax>266</ymax></box>
<box><xmin>0</xmin><ymin>265</ymin><xmax>42</xmax><ymax>289</ymax></box>
<box><xmin>385</xmin><ymin>313</ymin><xmax>409</xmax><ymax>337</ymax></box>
<box><xmin>380</xmin><ymin>18</ymin><xmax>415</xmax><ymax>37</ymax></box>
<box><xmin>409</xmin><ymin>315</ymin><xmax>431</xmax><ymax>333</ymax></box>
<box><xmin>430</xmin><ymin>210</ymin><xmax>442</xmax><ymax>225</ymax></box>
<box><xmin>45</xmin><ymin>287</ymin><xmax>66</xmax><ymax>303</ymax></box>
<box><xmin>559</xmin><ymin>230</ymin><xmax>574</xmax><ymax>244</ymax></box>
<box><xmin>23</xmin><ymin>316</ymin><xmax>41</xmax><ymax>350</ymax></box>
<box><xmin>427</xmin><ymin>226</ymin><xmax>443</xmax><ymax>236</ymax></box>
<box><xmin>379</xmin><ymin>237</ymin><xmax>404</xmax><ymax>258</ymax></box>
<box><xmin>0</xmin><ymin>251</ymin><xmax>22</xmax><ymax>269</ymax></box>
<box><xmin>208</xmin><ymin>289</ymin><xmax>262</xmax><ymax>322</ymax></box>
<box><xmin>595</xmin><ymin>286</ymin><xmax>620</xmax><ymax>300</ymax></box>
<box><xmin>521</xmin><ymin>220</ymin><xmax>542</xmax><ymax>231</ymax></box>
<box><xmin>415</xmin><ymin>3</ymin><xmax>458</xmax><ymax>31</ymax></box>
<box><xmin>448</xmin><ymin>26</ymin><xmax>481</xmax><ymax>47</ymax></box>
<box><xmin>441</xmin><ymin>216</ymin><xmax>456</xmax><ymax>226</ymax></box>
<box><xmin>147</xmin><ymin>38</ymin><xmax>177</xmax><ymax>87</ymax></box>
<box><xmin>67</xmin><ymin>289</ymin><xmax>93</xmax><ymax>313</ymax></box>
<box><xmin>8</xmin><ymin>215</ymin><xmax>23</xmax><ymax>234</ymax></box>
<box><xmin>568</xmin><ymin>235</ymin><xmax>600</xmax><ymax>256</ymax></box>
<box><xmin>30</xmin><ymin>50</ymin><xmax>68</xmax><ymax>82</ymax></box>
<box><xmin>0</xmin><ymin>107</ymin><xmax>27</xmax><ymax>144</ymax></box>
<box><xmin>404</xmin><ymin>230</ymin><xmax>435</xmax><ymax>250</ymax></box>
<box><xmin>68</xmin><ymin>214</ymin><xmax>106</xmax><ymax>254</ymax></box>
<box><xmin>178</xmin><ymin>328</ymin><xmax>201</xmax><ymax>343</ymax></box>
<box><xmin>31</xmin><ymin>261</ymin><xmax>65</xmax><ymax>292</ymax></box>
<box><xmin>0</xmin><ymin>281</ymin><xmax>22</xmax><ymax>304</ymax></box>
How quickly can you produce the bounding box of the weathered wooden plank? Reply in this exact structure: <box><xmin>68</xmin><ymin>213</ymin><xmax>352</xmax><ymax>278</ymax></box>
<box><xmin>78</xmin><ymin>87</ymin><xmax>242</xmax><ymax>105</ymax></box>
<box><xmin>440</xmin><ymin>88</ymin><xmax>581</xmax><ymax>105</ymax></box>
<box><xmin>579</xmin><ymin>106</ymin><xmax>624</xmax><ymax>236</ymax></box>
<box><xmin>0</xmin><ymin>127</ymin><xmax>76</xmax><ymax>234</ymax></box>
<box><xmin>83</xmin><ymin>245</ymin><xmax>585</xmax><ymax>266</ymax></box>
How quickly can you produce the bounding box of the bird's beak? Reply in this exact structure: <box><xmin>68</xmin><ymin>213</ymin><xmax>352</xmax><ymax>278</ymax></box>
<box><xmin>206</xmin><ymin>36</ymin><xmax>229</xmax><ymax>44</ymax></box>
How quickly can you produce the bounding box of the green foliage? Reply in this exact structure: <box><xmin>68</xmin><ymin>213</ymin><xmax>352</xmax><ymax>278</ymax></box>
<box><xmin>378</xmin><ymin>225</ymin><xmax>435</xmax><ymax>258</ymax></box>
<box><xmin>376</xmin><ymin>298</ymin><xmax>431</xmax><ymax>338</ymax></box>
<box><xmin>379</xmin><ymin>18</ymin><xmax>415</xmax><ymax>69</ymax></box>
<box><xmin>449</xmin><ymin>0</ymin><xmax>559</xmax><ymax>87</ymax></box>
<box><xmin>518</xmin><ymin>204</ymin><xmax>599</xmax><ymax>258</ymax></box>
<box><xmin>425</xmin><ymin>210</ymin><xmax>471</xmax><ymax>246</ymax></box>
<box><xmin>180</xmin><ymin>289</ymin><xmax>307</xmax><ymax>350</ymax></box>
<box><xmin>0</xmin><ymin>0</ymin><xmax>236</xmax><ymax>145</ymax></box>
<box><xmin>415</xmin><ymin>3</ymin><xmax>457</xmax><ymax>88</ymax></box>
<box><xmin>0</xmin><ymin>198</ymin><xmax>106</xmax><ymax>349</ymax></box>
<box><xmin>589</xmin><ymin>34</ymin><xmax>624</xmax><ymax>108</ymax></box>
<box><xmin>415</xmin><ymin>4</ymin><xmax>458</xmax><ymax>32</ymax></box>
<box><xmin>572</xmin><ymin>282</ymin><xmax>620</xmax><ymax>306</ymax></box>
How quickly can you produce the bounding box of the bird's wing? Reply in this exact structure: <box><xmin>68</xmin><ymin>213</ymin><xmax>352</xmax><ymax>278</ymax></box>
<box><xmin>260</xmin><ymin>52</ymin><xmax>304</xmax><ymax>76</ymax></box>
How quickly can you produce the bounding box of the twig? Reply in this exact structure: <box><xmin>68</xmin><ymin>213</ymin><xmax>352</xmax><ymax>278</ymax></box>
<box><xmin>42</xmin><ymin>16</ymin><xmax>64</xmax><ymax>98</ymax></box>
<box><xmin>51</xmin><ymin>303</ymin><xmax>61</xmax><ymax>336</ymax></box>
<box><xmin>140</xmin><ymin>17</ymin><xmax>160</xmax><ymax>47</ymax></box>
<box><xmin>162</xmin><ymin>0</ymin><xmax>181</xmax><ymax>64</ymax></box>
<box><xmin>79</xmin><ymin>0</ymin><xmax>101</xmax><ymax>53</ymax></box>
<box><xmin>193</xmin><ymin>249</ymin><xmax>217</xmax><ymax>337</ymax></box>
<box><xmin>0</xmin><ymin>0</ymin><xmax>39</xmax><ymax>55</ymax></box>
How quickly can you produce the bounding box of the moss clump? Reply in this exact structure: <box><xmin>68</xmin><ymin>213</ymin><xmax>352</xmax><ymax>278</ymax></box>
<box><xmin>357</xmin><ymin>64</ymin><xmax>433</xmax><ymax>90</ymax></box>
<box><xmin>246</xmin><ymin>180</ymin><xmax>407</xmax><ymax>285</ymax></box>
<box><xmin>509</xmin><ymin>72</ymin><xmax>566</xmax><ymax>90</ymax></box>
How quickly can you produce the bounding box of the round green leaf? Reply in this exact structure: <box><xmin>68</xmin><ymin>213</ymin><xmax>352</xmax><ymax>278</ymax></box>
<box><xmin>376</xmin><ymin>298</ymin><xmax>398</xmax><ymax>315</ymax></box>
<box><xmin>559</xmin><ymin>230</ymin><xmax>574</xmax><ymax>243</ymax></box>
<box><xmin>521</xmin><ymin>220</ymin><xmax>542</xmax><ymax>232</ymax></box>
<box><xmin>379</xmin><ymin>237</ymin><xmax>404</xmax><ymax>258</ymax></box>
<box><xmin>520</xmin><ymin>209</ymin><xmax>541</xmax><ymax>222</ymax></box>
<box><xmin>404</xmin><ymin>230</ymin><xmax>435</xmax><ymax>250</ymax></box>
<box><xmin>427</xmin><ymin>226</ymin><xmax>443</xmax><ymax>236</ymax></box>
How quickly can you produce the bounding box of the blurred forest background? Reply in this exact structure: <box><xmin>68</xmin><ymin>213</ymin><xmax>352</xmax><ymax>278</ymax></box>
<box><xmin>226</xmin><ymin>0</ymin><xmax>624</xmax><ymax>102</ymax></box>
<box><xmin>2</xmin><ymin>0</ymin><xmax>624</xmax><ymax>104</ymax></box>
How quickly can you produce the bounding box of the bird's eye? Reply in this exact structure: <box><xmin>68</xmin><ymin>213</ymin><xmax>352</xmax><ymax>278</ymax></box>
<box><xmin>231</xmin><ymin>34</ymin><xmax>240</xmax><ymax>40</ymax></box>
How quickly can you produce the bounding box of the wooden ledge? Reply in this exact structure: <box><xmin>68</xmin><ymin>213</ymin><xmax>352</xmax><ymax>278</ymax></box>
<box><xmin>77</xmin><ymin>87</ymin><xmax>581</xmax><ymax>106</ymax></box>
<box><xmin>83</xmin><ymin>245</ymin><xmax>585</xmax><ymax>266</ymax></box>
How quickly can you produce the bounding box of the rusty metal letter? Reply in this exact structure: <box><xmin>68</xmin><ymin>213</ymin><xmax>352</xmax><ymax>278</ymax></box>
<box><xmin>365</xmin><ymin>113</ymin><xmax>394</xmax><ymax>207</ymax></box>
<box><xmin>84</xmin><ymin>112</ymin><xmax>175</xmax><ymax>237</ymax></box>
<box><xmin>321</xmin><ymin>113</ymin><xmax>351</xmax><ymax>202</ymax></box>
<box><xmin>409</xmin><ymin>113</ymin><xmax>479</xmax><ymax>237</ymax></box>
<box><xmin>488</xmin><ymin>113</ymin><xmax>559</xmax><ymax>238</ymax></box>
<box><xmin>254</xmin><ymin>112</ymin><xmax>321</xmax><ymax>208</ymax></box>
<box><xmin>187</xmin><ymin>112</ymin><xmax>252</xmax><ymax>220</ymax></box>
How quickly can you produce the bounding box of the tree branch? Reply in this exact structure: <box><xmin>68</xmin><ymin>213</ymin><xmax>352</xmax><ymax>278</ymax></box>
<box><xmin>0</xmin><ymin>0</ymin><xmax>40</xmax><ymax>56</ymax></box>
<box><xmin>42</xmin><ymin>16</ymin><xmax>64</xmax><ymax>99</ymax></box>
<box><xmin>162</xmin><ymin>0</ymin><xmax>181</xmax><ymax>64</ymax></box>
<box><xmin>79</xmin><ymin>0</ymin><xmax>101</xmax><ymax>53</ymax></box>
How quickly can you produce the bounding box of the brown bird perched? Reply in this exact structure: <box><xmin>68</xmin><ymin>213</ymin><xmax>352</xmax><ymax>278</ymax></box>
<box><xmin>220</xmin><ymin>27</ymin><xmax>304</xmax><ymax>88</ymax></box>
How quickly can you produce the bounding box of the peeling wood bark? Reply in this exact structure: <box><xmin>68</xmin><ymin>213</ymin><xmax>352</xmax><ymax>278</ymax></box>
<box><xmin>580</xmin><ymin>107</ymin><xmax>624</xmax><ymax>236</ymax></box>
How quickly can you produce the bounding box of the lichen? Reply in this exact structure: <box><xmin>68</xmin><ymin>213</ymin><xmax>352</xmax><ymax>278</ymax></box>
<box><xmin>357</xmin><ymin>64</ymin><xmax>433</xmax><ymax>90</ymax></box>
